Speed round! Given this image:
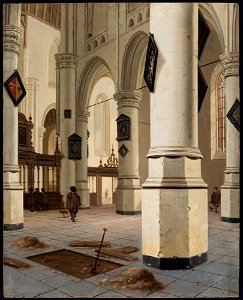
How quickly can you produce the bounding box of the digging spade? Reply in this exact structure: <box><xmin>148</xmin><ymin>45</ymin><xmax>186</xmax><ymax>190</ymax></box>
<box><xmin>90</xmin><ymin>228</ymin><xmax>107</xmax><ymax>274</ymax></box>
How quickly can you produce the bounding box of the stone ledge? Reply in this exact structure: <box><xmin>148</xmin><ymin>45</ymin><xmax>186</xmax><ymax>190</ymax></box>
<box><xmin>221</xmin><ymin>217</ymin><xmax>240</xmax><ymax>223</ymax></box>
<box><xmin>116</xmin><ymin>210</ymin><xmax>141</xmax><ymax>215</ymax></box>
<box><xmin>4</xmin><ymin>223</ymin><xmax>24</xmax><ymax>231</ymax></box>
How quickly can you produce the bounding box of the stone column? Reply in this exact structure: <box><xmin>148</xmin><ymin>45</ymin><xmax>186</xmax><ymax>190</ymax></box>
<box><xmin>24</xmin><ymin>78</ymin><xmax>39</xmax><ymax>151</ymax></box>
<box><xmin>219</xmin><ymin>52</ymin><xmax>240</xmax><ymax>223</ymax></box>
<box><xmin>113</xmin><ymin>90</ymin><xmax>141</xmax><ymax>214</ymax></box>
<box><xmin>38</xmin><ymin>126</ymin><xmax>46</xmax><ymax>154</ymax></box>
<box><xmin>76</xmin><ymin>110</ymin><xmax>90</xmax><ymax>208</ymax></box>
<box><xmin>142</xmin><ymin>3</ymin><xmax>208</xmax><ymax>269</ymax></box>
<box><xmin>56</xmin><ymin>53</ymin><xmax>60</xmax><ymax>135</ymax></box>
<box><xmin>3</xmin><ymin>4</ymin><xmax>24</xmax><ymax>230</ymax></box>
<box><xmin>55</xmin><ymin>53</ymin><xmax>77</xmax><ymax>206</ymax></box>
<box><xmin>33</xmin><ymin>79</ymin><xmax>40</xmax><ymax>152</ymax></box>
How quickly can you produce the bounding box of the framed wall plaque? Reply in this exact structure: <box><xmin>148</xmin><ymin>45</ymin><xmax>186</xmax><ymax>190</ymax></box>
<box><xmin>227</xmin><ymin>99</ymin><xmax>240</xmax><ymax>132</ymax></box>
<box><xmin>68</xmin><ymin>133</ymin><xmax>82</xmax><ymax>159</ymax></box>
<box><xmin>116</xmin><ymin>114</ymin><xmax>131</xmax><ymax>141</ymax></box>
<box><xmin>118</xmin><ymin>144</ymin><xmax>129</xmax><ymax>158</ymax></box>
<box><xmin>4</xmin><ymin>70</ymin><xmax>26</xmax><ymax>106</ymax></box>
<box><xmin>198</xmin><ymin>67</ymin><xmax>208</xmax><ymax>112</ymax></box>
<box><xmin>64</xmin><ymin>109</ymin><xmax>71</xmax><ymax>118</ymax></box>
<box><xmin>144</xmin><ymin>33</ymin><xmax>158</xmax><ymax>93</ymax></box>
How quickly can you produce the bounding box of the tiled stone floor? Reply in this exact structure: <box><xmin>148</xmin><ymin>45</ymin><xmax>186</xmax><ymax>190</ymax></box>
<box><xmin>3</xmin><ymin>205</ymin><xmax>240</xmax><ymax>298</ymax></box>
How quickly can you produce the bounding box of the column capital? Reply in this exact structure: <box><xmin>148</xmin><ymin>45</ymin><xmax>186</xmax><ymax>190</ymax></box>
<box><xmin>220</xmin><ymin>52</ymin><xmax>239</xmax><ymax>77</ymax></box>
<box><xmin>76</xmin><ymin>110</ymin><xmax>89</xmax><ymax>122</ymax></box>
<box><xmin>55</xmin><ymin>53</ymin><xmax>78</xmax><ymax>69</ymax></box>
<box><xmin>113</xmin><ymin>90</ymin><xmax>142</xmax><ymax>109</ymax></box>
<box><xmin>38</xmin><ymin>126</ymin><xmax>46</xmax><ymax>137</ymax></box>
<box><xmin>3</xmin><ymin>25</ymin><xmax>23</xmax><ymax>54</ymax></box>
<box><xmin>25</xmin><ymin>77</ymin><xmax>40</xmax><ymax>89</ymax></box>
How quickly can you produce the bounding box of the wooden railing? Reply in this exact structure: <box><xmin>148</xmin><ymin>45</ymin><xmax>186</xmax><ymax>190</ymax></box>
<box><xmin>19</xmin><ymin>148</ymin><xmax>64</xmax><ymax>209</ymax></box>
<box><xmin>18</xmin><ymin>113</ymin><xmax>64</xmax><ymax>209</ymax></box>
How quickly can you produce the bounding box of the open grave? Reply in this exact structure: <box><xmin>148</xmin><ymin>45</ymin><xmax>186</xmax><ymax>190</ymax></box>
<box><xmin>27</xmin><ymin>249</ymin><xmax>124</xmax><ymax>279</ymax></box>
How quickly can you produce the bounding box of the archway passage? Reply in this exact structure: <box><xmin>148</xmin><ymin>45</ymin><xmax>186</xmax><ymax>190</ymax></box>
<box><xmin>43</xmin><ymin>108</ymin><xmax>57</xmax><ymax>155</ymax></box>
<box><xmin>197</xmin><ymin>7</ymin><xmax>226</xmax><ymax>212</ymax></box>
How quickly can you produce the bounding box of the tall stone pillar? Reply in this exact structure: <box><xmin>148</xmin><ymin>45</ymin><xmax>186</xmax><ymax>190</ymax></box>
<box><xmin>219</xmin><ymin>52</ymin><xmax>240</xmax><ymax>223</ymax></box>
<box><xmin>76</xmin><ymin>110</ymin><xmax>90</xmax><ymax>208</ymax></box>
<box><xmin>33</xmin><ymin>79</ymin><xmax>40</xmax><ymax>152</ymax></box>
<box><xmin>3</xmin><ymin>4</ymin><xmax>24</xmax><ymax>230</ymax></box>
<box><xmin>113</xmin><ymin>90</ymin><xmax>141</xmax><ymax>214</ymax></box>
<box><xmin>55</xmin><ymin>53</ymin><xmax>78</xmax><ymax>205</ymax></box>
<box><xmin>142</xmin><ymin>3</ymin><xmax>208</xmax><ymax>269</ymax></box>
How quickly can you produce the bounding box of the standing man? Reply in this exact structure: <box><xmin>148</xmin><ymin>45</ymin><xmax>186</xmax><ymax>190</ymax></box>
<box><xmin>210</xmin><ymin>186</ymin><xmax>221</xmax><ymax>213</ymax></box>
<box><xmin>28</xmin><ymin>187</ymin><xmax>35</xmax><ymax>212</ymax></box>
<box><xmin>41</xmin><ymin>188</ymin><xmax>48</xmax><ymax>210</ymax></box>
<box><xmin>66</xmin><ymin>186</ymin><xmax>81</xmax><ymax>222</ymax></box>
<box><xmin>34</xmin><ymin>188</ymin><xmax>41</xmax><ymax>211</ymax></box>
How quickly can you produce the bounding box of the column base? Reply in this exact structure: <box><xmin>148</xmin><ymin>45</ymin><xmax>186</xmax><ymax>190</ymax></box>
<box><xmin>221</xmin><ymin>186</ymin><xmax>239</xmax><ymax>220</ymax></box>
<box><xmin>143</xmin><ymin>252</ymin><xmax>207</xmax><ymax>270</ymax></box>
<box><xmin>116</xmin><ymin>210</ymin><xmax>141</xmax><ymax>215</ymax></box>
<box><xmin>142</xmin><ymin>187</ymin><xmax>208</xmax><ymax>261</ymax></box>
<box><xmin>3</xmin><ymin>186</ymin><xmax>24</xmax><ymax>229</ymax></box>
<box><xmin>116</xmin><ymin>179</ymin><xmax>141</xmax><ymax>214</ymax></box>
<box><xmin>77</xmin><ymin>186</ymin><xmax>90</xmax><ymax>209</ymax></box>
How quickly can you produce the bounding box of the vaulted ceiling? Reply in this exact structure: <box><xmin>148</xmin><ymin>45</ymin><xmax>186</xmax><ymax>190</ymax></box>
<box><xmin>21</xmin><ymin>3</ymin><xmax>61</xmax><ymax>29</ymax></box>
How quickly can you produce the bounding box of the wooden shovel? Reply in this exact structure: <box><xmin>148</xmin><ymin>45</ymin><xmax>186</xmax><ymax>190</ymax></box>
<box><xmin>90</xmin><ymin>228</ymin><xmax>107</xmax><ymax>274</ymax></box>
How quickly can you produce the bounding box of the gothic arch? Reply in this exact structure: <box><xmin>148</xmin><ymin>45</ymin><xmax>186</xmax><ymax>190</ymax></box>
<box><xmin>77</xmin><ymin>56</ymin><xmax>114</xmax><ymax>111</ymax></box>
<box><xmin>41</xmin><ymin>103</ymin><xmax>56</xmax><ymax>127</ymax></box>
<box><xmin>42</xmin><ymin>106</ymin><xmax>57</xmax><ymax>155</ymax></box>
<box><xmin>121</xmin><ymin>31</ymin><xmax>149</xmax><ymax>90</ymax></box>
<box><xmin>199</xmin><ymin>3</ymin><xmax>225</xmax><ymax>53</ymax></box>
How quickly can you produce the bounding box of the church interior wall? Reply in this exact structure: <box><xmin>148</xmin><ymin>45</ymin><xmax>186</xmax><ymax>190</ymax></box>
<box><xmin>18</xmin><ymin>15</ymin><xmax>60</xmax><ymax>153</ymax></box>
<box><xmin>198</xmin><ymin>10</ymin><xmax>226</xmax><ymax>201</ymax></box>
<box><xmin>76</xmin><ymin>3</ymin><xmax>150</xmax><ymax>197</ymax></box>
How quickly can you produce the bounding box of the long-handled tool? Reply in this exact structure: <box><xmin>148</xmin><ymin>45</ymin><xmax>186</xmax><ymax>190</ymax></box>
<box><xmin>90</xmin><ymin>228</ymin><xmax>107</xmax><ymax>274</ymax></box>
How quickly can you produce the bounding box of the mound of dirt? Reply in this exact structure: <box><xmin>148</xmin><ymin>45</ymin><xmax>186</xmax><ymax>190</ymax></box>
<box><xmin>99</xmin><ymin>266</ymin><xmax>164</xmax><ymax>291</ymax></box>
<box><xmin>12</xmin><ymin>236</ymin><xmax>47</xmax><ymax>249</ymax></box>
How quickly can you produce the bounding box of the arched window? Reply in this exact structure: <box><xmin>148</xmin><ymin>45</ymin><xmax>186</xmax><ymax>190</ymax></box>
<box><xmin>129</xmin><ymin>18</ymin><xmax>134</xmax><ymax>28</ymax></box>
<box><xmin>48</xmin><ymin>41</ymin><xmax>59</xmax><ymax>86</ymax></box>
<box><xmin>210</xmin><ymin>64</ymin><xmax>226</xmax><ymax>159</ymax></box>
<box><xmin>93</xmin><ymin>40</ymin><xmax>98</xmax><ymax>48</ymax></box>
<box><xmin>216</xmin><ymin>72</ymin><xmax>226</xmax><ymax>151</ymax></box>
<box><xmin>100</xmin><ymin>35</ymin><xmax>105</xmax><ymax>44</ymax></box>
<box><xmin>137</xmin><ymin>13</ymin><xmax>142</xmax><ymax>23</ymax></box>
<box><xmin>94</xmin><ymin>94</ymin><xmax>110</xmax><ymax>157</ymax></box>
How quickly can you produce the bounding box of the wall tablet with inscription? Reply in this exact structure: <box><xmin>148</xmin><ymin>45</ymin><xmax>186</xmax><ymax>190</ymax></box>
<box><xmin>227</xmin><ymin>99</ymin><xmax>240</xmax><ymax>132</ymax></box>
<box><xmin>116</xmin><ymin>114</ymin><xmax>131</xmax><ymax>141</ymax></box>
<box><xmin>68</xmin><ymin>133</ymin><xmax>82</xmax><ymax>159</ymax></box>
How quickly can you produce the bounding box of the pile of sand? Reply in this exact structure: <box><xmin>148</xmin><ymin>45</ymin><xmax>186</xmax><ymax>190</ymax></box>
<box><xmin>12</xmin><ymin>236</ymin><xmax>47</xmax><ymax>249</ymax></box>
<box><xmin>99</xmin><ymin>266</ymin><xmax>164</xmax><ymax>291</ymax></box>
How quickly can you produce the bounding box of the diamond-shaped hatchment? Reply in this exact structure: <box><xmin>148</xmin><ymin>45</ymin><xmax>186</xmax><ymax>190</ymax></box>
<box><xmin>118</xmin><ymin>144</ymin><xmax>129</xmax><ymax>158</ymax></box>
<box><xmin>227</xmin><ymin>99</ymin><xmax>240</xmax><ymax>132</ymax></box>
